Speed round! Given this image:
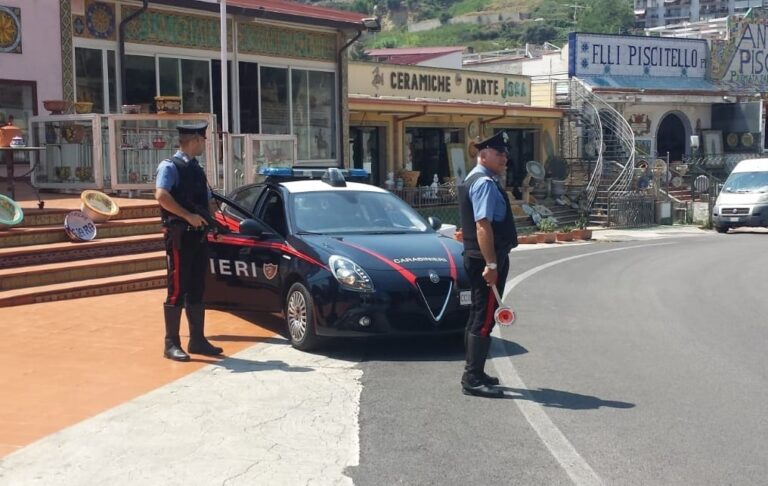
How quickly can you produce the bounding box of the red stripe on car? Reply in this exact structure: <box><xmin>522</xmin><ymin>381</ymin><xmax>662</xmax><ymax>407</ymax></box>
<box><xmin>336</xmin><ymin>240</ymin><xmax>417</xmax><ymax>286</ymax></box>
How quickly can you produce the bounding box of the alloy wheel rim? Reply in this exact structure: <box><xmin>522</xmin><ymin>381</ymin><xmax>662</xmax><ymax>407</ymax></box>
<box><xmin>287</xmin><ymin>291</ymin><xmax>307</xmax><ymax>342</ymax></box>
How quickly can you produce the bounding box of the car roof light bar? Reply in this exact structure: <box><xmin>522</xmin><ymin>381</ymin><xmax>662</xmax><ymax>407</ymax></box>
<box><xmin>258</xmin><ymin>166</ymin><xmax>370</xmax><ymax>184</ymax></box>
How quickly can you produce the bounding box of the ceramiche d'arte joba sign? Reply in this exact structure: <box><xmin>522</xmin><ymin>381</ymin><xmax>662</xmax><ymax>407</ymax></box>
<box><xmin>711</xmin><ymin>8</ymin><xmax>768</xmax><ymax>92</ymax></box>
<box><xmin>568</xmin><ymin>33</ymin><xmax>709</xmax><ymax>79</ymax></box>
<box><xmin>348</xmin><ymin>62</ymin><xmax>530</xmax><ymax>105</ymax></box>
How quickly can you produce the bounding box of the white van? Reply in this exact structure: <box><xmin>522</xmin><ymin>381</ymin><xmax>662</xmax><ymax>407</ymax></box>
<box><xmin>712</xmin><ymin>158</ymin><xmax>768</xmax><ymax>233</ymax></box>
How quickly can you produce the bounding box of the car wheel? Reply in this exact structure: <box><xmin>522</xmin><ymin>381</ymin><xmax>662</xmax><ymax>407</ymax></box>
<box><xmin>715</xmin><ymin>224</ymin><xmax>729</xmax><ymax>233</ymax></box>
<box><xmin>285</xmin><ymin>282</ymin><xmax>320</xmax><ymax>351</ymax></box>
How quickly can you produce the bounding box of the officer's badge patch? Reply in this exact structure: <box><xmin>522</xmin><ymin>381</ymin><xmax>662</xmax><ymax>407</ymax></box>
<box><xmin>263</xmin><ymin>263</ymin><xmax>278</xmax><ymax>280</ymax></box>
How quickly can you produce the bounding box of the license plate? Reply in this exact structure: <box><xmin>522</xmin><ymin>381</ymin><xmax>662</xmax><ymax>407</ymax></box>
<box><xmin>460</xmin><ymin>291</ymin><xmax>472</xmax><ymax>306</ymax></box>
<box><xmin>729</xmin><ymin>217</ymin><xmax>740</xmax><ymax>222</ymax></box>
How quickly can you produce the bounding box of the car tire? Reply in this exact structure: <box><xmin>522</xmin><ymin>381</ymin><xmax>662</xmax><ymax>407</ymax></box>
<box><xmin>715</xmin><ymin>224</ymin><xmax>729</xmax><ymax>234</ymax></box>
<box><xmin>285</xmin><ymin>282</ymin><xmax>320</xmax><ymax>351</ymax></box>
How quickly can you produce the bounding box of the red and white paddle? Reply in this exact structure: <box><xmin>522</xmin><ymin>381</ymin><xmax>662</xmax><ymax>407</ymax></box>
<box><xmin>491</xmin><ymin>284</ymin><xmax>515</xmax><ymax>326</ymax></box>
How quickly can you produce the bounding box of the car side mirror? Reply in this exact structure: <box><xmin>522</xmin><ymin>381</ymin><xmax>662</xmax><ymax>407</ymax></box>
<box><xmin>428</xmin><ymin>216</ymin><xmax>442</xmax><ymax>230</ymax></box>
<box><xmin>239</xmin><ymin>218</ymin><xmax>272</xmax><ymax>237</ymax></box>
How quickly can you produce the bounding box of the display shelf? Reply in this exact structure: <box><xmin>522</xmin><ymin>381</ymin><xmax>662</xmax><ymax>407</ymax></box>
<box><xmin>107</xmin><ymin>113</ymin><xmax>217</xmax><ymax>191</ymax></box>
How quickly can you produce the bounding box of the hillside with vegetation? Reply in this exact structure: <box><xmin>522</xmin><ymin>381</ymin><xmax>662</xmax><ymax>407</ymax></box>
<box><xmin>312</xmin><ymin>0</ymin><xmax>635</xmax><ymax>54</ymax></box>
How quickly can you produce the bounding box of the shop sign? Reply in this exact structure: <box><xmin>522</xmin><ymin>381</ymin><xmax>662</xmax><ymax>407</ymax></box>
<box><xmin>349</xmin><ymin>62</ymin><xmax>530</xmax><ymax>105</ymax></box>
<box><xmin>122</xmin><ymin>6</ymin><xmax>232</xmax><ymax>51</ymax></box>
<box><xmin>238</xmin><ymin>23</ymin><xmax>335</xmax><ymax>61</ymax></box>
<box><xmin>568</xmin><ymin>33</ymin><xmax>708</xmax><ymax>79</ymax></box>
<box><xmin>711</xmin><ymin>8</ymin><xmax>768</xmax><ymax>92</ymax></box>
<box><xmin>628</xmin><ymin>113</ymin><xmax>651</xmax><ymax>135</ymax></box>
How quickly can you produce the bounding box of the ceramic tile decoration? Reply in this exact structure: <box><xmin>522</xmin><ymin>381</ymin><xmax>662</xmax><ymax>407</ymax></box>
<box><xmin>0</xmin><ymin>5</ymin><xmax>22</xmax><ymax>54</ymax></box>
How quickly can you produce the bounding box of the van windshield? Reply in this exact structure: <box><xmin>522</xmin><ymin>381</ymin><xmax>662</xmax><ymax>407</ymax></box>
<box><xmin>722</xmin><ymin>171</ymin><xmax>768</xmax><ymax>193</ymax></box>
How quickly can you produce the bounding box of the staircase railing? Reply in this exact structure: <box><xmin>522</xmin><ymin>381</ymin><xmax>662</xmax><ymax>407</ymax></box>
<box><xmin>569</xmin><ymin>79</ymin><xmax>604</xmax><ymax>211</ymax></box>
<box><xmin>570</xmin><ymin>78</ymin><xmax>636</xmax><ymax>211</ymax></box>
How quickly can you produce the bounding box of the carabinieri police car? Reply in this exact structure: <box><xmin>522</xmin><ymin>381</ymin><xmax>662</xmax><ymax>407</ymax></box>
<box><xmin>205</xmin><ymin>167</ymin><xmax>472</xmax><ymax>350</ymax></box>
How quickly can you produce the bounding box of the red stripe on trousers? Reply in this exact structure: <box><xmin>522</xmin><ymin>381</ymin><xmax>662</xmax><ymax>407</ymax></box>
<box><xmin>168</xmin><ymin>246</ymin><xmax>181</xmax><ymax>305</ymax></box>
<box><xmin>480</xmin><ymin>286</ymin><xmax>496</xmax><ymax>336</ymax></box>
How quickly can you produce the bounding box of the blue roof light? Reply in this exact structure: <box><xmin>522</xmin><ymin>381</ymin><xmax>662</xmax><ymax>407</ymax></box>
<box><xmin>347</xmin><ymin>168</ymin><xmax>369</xmax><ymax>178</ymax></box>
<box><xmin>259</xmin><ymin>167</ymin><xmax>294</xmax><ymax>177</ymax></box>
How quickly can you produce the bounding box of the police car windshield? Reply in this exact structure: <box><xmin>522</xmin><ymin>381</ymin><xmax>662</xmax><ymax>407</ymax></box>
<box><xmin>722</xmin><ymin>171</ymin><xmax>768</xmax><ymax>193</ymax></box>
<box><xmin>291</xmin><ymin>191</ymin><xmax>430</xmax><ymax>234</ymax></box>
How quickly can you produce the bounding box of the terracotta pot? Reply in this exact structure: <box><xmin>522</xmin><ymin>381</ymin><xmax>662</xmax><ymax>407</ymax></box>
<box><xmin>61</xmin><ymin>124</ymin><xmax>85</xmax><ymax>144</ymax></box>
<box><xmin>0</xmin><ymin>122</ymin><xmax>22</xmax><ymax>148</ymax></box>
<box><xmin>535</xmin><ymin>232</ymin><xmax>557</xmax><ymax>244</ymax></box>
<box><xmin>556</xmin><ymin>231</ymin><xmax>573</xmax><ymax>242</ymax></box>
<box><xmin>43</xmin><ymin>99</ymin><xmax>68</xmax><ymax>114</ymax></box>
<box><xmin>572</xmin><ymin>229</ymin><xmax>593</xmax><ymax>240</ymax></box>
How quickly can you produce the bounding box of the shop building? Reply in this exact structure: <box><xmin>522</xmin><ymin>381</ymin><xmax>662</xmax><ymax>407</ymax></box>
<box><xmin>1</xmin><ymin>0</ymin><xmax>377</xmax><ymax>195</ymax></box>
<box><xmin>347</xmin><ymin>61</ymin><xmax>562</xmax><ymax>190</ymax></box>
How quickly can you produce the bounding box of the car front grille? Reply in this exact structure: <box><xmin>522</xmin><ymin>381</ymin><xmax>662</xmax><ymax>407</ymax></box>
<box><xmin>415</xmin><ymin>277</ymin><xmax>452</xmax><ymax>322</ymax></box>
<box><xmin>721</xmin><ymin>207</ymin><xmax>750</xmax><ymax>215</ymax></box>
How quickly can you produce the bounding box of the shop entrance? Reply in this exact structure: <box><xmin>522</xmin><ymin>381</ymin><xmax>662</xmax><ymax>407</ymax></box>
<box><xmin>656</xmin><ymin>113</ymin><xmax>686</xmax><ymax>162</ymax></box>
<box><xmin>350</xmin><ymin>126</ymin><xmax>384</xmax><ymax>185</ymax></box>
<box><xmin>496</xmin><ymin>128</ymin><xmax>535</xmax><ymax>199</ymax></box>
<box><xmin>406</xmin><ymin>127</ymin><xmax>465</xmax><ymax>186</ymax></box>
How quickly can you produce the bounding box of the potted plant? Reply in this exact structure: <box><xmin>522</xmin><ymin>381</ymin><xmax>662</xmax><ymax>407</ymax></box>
<box><xmin>556</xmin><ymin>225</ymin><xmax>574</xmax><ymax>242</ymax></box>
<box><xmin>572</xmin><ymin>213</ymin><xmax>592</xmax><ymax>240</ymax></box>
<box><xmin>535</xmin><ymin>217</ymin><xmax>557</xmax><ymax>243</ymax></box>
<box><xmin>517</xmin><ymin>226</ymin><xmax>536</xmax><ymax>244</ymax></box>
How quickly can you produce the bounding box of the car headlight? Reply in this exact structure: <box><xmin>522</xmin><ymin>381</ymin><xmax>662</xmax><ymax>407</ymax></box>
<box><xmin>329</xmin><ymin>255</ymin><xmax>374</xmax><ymax>292</ymax></box>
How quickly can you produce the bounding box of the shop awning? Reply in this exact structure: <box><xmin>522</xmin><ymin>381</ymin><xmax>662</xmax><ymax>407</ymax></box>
<box><xmin>349</xmin><ymin>96</ymin><xmax>563</xmax><ymax>119</ymax></box>
<box><xmin>579</xmin><ymin>75</ymin><xmax>724</xmax><ymax>93</ymax></box>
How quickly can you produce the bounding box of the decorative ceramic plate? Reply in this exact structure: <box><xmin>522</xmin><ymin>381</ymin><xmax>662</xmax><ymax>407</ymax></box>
<box><xmin>726</xmin><ymin>132</ymin><xmax>739</xmax><ymax>148</ymax></box>
<box><xmin>0</xmin><ymin>194</ymin><xmax>23</xmax><ymax>228</ymax></box>
<box><xmin>64</xmin><ymin>211</ymin><xmax>97</xmax><ymax>242</ymax></box>
<box><xmin>521</xmin><ymin>203</ymin><xmax>536</xmax><ymax>216</ymax></box>
<box><xmin>534</xmin><ymin>204</ymin><xmax>553</xmax><ymax>217</ymax></box>
<box><xmin>741</xmin><ymin>132</ymin><xmax>754</xmax><ymax>148</ymax></box>
<box><xmin>671</xmin><ymin>176</ymin><xmax>682</xmax><ymax>188</ymax></box>
<box><xmin>526</xmin><ymin>160</ymin><xmax>546</xmax><ymax>180</ymax></box>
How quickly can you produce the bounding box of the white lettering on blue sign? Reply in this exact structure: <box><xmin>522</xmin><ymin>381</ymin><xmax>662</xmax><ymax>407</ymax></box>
<box><xmin>569</xmin><ymin>33</ymin><xmax>708</xmax><ymax>78</ymax></box>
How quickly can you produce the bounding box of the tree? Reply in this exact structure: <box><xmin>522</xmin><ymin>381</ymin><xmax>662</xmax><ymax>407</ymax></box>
<box><xmin>576</xmin><ymin>0</ymin><xmax>634</xmax><ymax>34</ymax></box>
<box><xmin>522</xmin><ymin>23</ymin><xmax>559</xmax><ymax>44</ymax></box>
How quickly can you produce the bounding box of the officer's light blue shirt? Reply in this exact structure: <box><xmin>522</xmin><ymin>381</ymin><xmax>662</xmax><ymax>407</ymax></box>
<box><xmin>467</xmin><ymin>165</ymin><xmax>506</xmax><ymax>223</ymax></box>
<box><xmin>155</xmin><ymin>151</ymin><xmax>211</xmax><ymax>199</ymax></box>
<box><xmin>155</xmin><ymin>151</ymin><xmax>192</xmax><ymax>191</ymax></box>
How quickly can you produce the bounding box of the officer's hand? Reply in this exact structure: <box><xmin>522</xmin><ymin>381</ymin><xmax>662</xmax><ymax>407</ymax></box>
<box><xmin>483</xmin><ymin>267</ymin><xmax>498</xmax><ymax>286</ymax></box>
<box><xmin>187</xmin><ymin>213</ymin><xmax>208</xmax><ymax>230</ymax></box>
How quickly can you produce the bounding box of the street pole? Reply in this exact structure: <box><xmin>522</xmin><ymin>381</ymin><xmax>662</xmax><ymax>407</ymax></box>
<box><xmin>220</xmin><ymin>0</ymin><xmax>229</xmax><ymax>191</ymax></box>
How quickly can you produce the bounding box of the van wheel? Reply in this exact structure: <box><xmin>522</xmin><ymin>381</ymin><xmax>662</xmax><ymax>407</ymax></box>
<box><xmin>715</xmin><ymin>224</ymin><xmax>729</xmax><ymax>233</ymax></box>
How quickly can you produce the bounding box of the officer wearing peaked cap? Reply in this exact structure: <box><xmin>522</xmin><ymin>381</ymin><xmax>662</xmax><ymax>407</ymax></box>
<box><xmin>457</xmin><ymin>130</ymin><xmax>518</xmax><ymax>397</ymax></box>
<box><xmin>155</xmin><ymin>121</ymin><xmax>223</xmax><ymax>361</ymax></box>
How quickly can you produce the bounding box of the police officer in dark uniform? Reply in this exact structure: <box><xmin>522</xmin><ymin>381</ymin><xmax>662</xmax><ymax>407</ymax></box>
<box><xmin>155</xmin><ymin>122</ymin><xmax>223</xmax><ymax>362</ymax></box>
<box><xmin>458</xmin><ymin>131</ymin><xmax>518</xmax><ymax>397</ymax></box>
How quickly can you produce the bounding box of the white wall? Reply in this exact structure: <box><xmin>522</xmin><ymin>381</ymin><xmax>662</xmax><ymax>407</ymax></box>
<box><xmin>418</xmin><ymin>52</ymin><xmax>463</xmax><ymax>69</ymax></box>
<box><xmin>1</xmin><ymin>0</ymin><xmax>63</xmax><ymax>114</ymax></box>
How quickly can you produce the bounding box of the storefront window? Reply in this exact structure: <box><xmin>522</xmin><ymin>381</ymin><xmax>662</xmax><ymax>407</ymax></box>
<box><xmin>182</xmin><ymin>59</ymin><xmax>211</xmax><ymax>113</ymax></box>
<box><xmin>309</xmin><ymin>71</ymin><xmax>335</xmax><ymax>160</ymax></box>
<box><xmin>260</xmin><ymin>66</ymin><xmax>289</xmax><ymax>134</ymax></box>
<box><xmin>0</xmin><ymin>80</ymin><xmax>35</xmax><ymax>139</ymax></box>
<box><xmin>159</xmin><ymin>57</ymin><xmax>180</xmax><ymax>96</ymax></box>
<box><xmin>125</xmin><ymin>55</ymin><xmax>156</xmax><ymax>108</ymax></box>
<box><xmin>74</xmin><ymin>47</ymin><xmax>117</xmax><ymax>113</ymax></box>
<box><xmin>75</xmin><ymin>47</ymin><xmax>105</xmax><ymax>112</ymax></box>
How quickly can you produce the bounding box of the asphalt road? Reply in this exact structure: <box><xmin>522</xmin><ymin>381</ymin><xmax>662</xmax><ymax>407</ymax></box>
<box><xmin>345</xmin><ymin>232</ymin><xmax>768</xmax><ymax>486</ymax></box>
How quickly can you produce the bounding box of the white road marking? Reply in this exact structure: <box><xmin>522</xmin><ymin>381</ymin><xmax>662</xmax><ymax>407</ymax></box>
<box><xmin>490</xmin><ymin>243</ymin><xmax>672</xmax><ymax>486</ymax></box>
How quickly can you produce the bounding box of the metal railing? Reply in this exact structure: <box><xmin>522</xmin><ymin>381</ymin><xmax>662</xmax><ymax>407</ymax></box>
<box><xmin>605</xmin><ymin>193</ymin><xmax>656</xmax><ymax>228</ymax></box>
<box><xmin>389</xmin><ymin>186</ymin><xmax>461</xmax><ymax>226</ymax></box>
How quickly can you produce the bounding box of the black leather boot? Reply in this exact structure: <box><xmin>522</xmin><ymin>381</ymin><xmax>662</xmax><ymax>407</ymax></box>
<box><xmin>461</xmin><ymin>334</ymin><xmax>502</xmax><ymax>397</ymax></box>
<box><xmin>186</xmin><ymin>303</ymin><xmax>223</xmax><ymax>356</ymax></box>
<box><xmin>464</xmin><ymin>329</ymin><xmax>499</xmax><ymax>386</ymax></box>
<box><xmin>164</xmin><ymin>304</ymin><xmax>190</xmax><ymax>362</ymax></box>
